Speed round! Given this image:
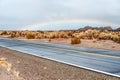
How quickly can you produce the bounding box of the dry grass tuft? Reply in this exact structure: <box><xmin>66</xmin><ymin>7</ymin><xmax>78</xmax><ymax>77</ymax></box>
<box><xmin>0</xmin><ymin>57</ymin><xmax>12</xmax><ymax>72</ymax></box>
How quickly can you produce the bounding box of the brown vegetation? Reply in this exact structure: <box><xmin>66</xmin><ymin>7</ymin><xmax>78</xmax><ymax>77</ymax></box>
<box><xmin>0</xmin><ymin>31</ymin><xmax>7</xmax><ymax>35</ymax></box>
<box><xmin>71</xmin><ymin>36</ymin><xmax>81</xmax><ymax>44</ymax></box>
<box><xmin>0</xmin><ymin>29</ymin><xmax>120</xmax><ymax>44</ymax></box>
<box><xmin>26</xmin><ymin>33</ymin><xmax>35</xmax><ymax>39</ymax></box>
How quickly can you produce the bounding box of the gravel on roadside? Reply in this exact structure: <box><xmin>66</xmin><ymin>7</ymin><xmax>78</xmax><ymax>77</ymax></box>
<box><xmin>0</xmin><ymin>47</ymin><xmax>120</xmax><ymax>80</ymax></box>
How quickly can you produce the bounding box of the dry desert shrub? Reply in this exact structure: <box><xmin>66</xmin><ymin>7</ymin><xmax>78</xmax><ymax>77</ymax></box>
<box><xmin>48</xmin><ymin>38</ymin><xmax>51</xmax><ymax>42</ymax></box>
<box><xmin>0</xmin><ymin>31</ymin><xmax>7</xmax><ymax>35</ymax></box>
<box><xmin>9</xmin><ymin>33</ymin><xmax>16</xmax><ymax>38</ymax></box>
<box><xmin>1</xmin><ymin>29</ymin><xmax>120</xmax><ymax>44</ymax></box>
<box><xmin>26</xmin><ymin>33</ymin><xmax>35</xmax><ymax>39</ymax></box>
<box><xmin>71</xmin><ymin>36</ymin><xmax>81</xmax><ymax>44</ymax></box>
<box><xmin>15</xmin><ymin>32</ymin><xmax>21</xmax><ymax>38</ymax></box>
<box><xmin>59</xmin><ymin>31</ymin><xmax>69</xmax><ymax>38</ymax></box>
<box><xmin>93</xmin><ymin>39</ymin><xmax>97</xmax><ymax>43</ymax></box>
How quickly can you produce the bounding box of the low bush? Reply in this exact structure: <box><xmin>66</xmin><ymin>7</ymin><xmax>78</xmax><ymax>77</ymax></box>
<box><xmin>9</xmin><ymin>34</ymin><xmax>16</xmax><ymax>38</ymax></box>
<box><xmin>48</xmin><ymin>38</ymin><xmax>51</xmax><ymax>42</ymax></box>
<box><xmin>0</xmin><ymin>31</ymin><xmax>7</xmax><ymax>35</ymax></box>
<box><xmin>71</xmin><ymin>36</ymin><xmax>81</xmax><ymax>44</ymax></box>
<box><xmin>26</xmin><ymin>33</ymin><xmax>35</xmax><ymax>39</ymax></box>
<box><xmin>93</xmin><ymin>39</ymin><xmax>97</xmax><ymax>43</ymax></box>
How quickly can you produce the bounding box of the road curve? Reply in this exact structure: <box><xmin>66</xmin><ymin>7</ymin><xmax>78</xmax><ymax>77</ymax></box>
<box><xmin>0</xmin><ymin>37</ymin><xmax>120</xmax><ymax>78</ymax></box>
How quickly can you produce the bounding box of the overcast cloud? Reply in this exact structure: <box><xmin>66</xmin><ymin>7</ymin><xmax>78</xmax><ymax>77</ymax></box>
<box><xmin>0</xmin><ymin>0</ymin><xmax>120</xmax><ymax>30</ymax></box>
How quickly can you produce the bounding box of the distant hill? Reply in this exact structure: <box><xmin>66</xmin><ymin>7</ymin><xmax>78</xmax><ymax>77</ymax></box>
<box><xmin>115</xmin><ymin>27</ymin><xmax>120</xmax><ymax>31</ymax></box>
<box><xmin>78</xmin><ymin>26</ymin><xmax>113</xmax><ymax>31</ymax></box>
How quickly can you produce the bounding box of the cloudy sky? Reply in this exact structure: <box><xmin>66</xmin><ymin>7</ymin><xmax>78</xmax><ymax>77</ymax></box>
<box><xmin>0</xmin><ymin>0</ymin><xmax>120</xmax><ymax>30</ymax></box>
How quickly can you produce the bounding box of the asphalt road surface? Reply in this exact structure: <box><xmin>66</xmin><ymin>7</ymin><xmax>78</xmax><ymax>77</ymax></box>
<box><xmin>0</xmin><ymin>37</ymin><xmax>120</xmax><ymax>78</ymax></box>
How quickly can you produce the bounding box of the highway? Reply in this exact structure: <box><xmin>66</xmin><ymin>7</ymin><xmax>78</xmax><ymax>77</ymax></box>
<box><xmin>0</xmin><ymin>37</ymin><xmax>120</xmax><ymax>78</ymax></box>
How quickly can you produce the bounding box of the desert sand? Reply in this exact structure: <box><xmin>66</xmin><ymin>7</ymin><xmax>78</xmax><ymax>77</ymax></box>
<box><xmin>23</xmin><ymin>38</ymin><xmax>120</xmax><ymax>51</ymax></box>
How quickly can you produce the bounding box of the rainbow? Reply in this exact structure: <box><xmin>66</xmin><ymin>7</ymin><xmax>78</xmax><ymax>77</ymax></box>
<box><xmin>21</xmin><ymin>18</ymin><xmax>120</xmax><ymax>30</ymax></box>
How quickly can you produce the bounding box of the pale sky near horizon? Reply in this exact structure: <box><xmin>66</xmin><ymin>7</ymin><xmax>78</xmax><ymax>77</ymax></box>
<box><xmin>0</xmin><ymin>0</ymin><xmax>120</xmax><ymax>30</ymax></box>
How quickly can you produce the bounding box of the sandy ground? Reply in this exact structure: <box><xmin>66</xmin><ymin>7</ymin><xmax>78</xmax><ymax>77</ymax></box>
<box><xmin>0</xmin><ymin>35</ymin><xmax>120</xmax><ymax>51</ymax></box>
<box><xmin>0</xmin><ymin>47</ymin><xmax>120</xmax><ymax>80</ymax></box>
<box><xmin>24</xmin><ymin>38</ymin><xmax>120</xmax><ymax>51</ymax></box>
